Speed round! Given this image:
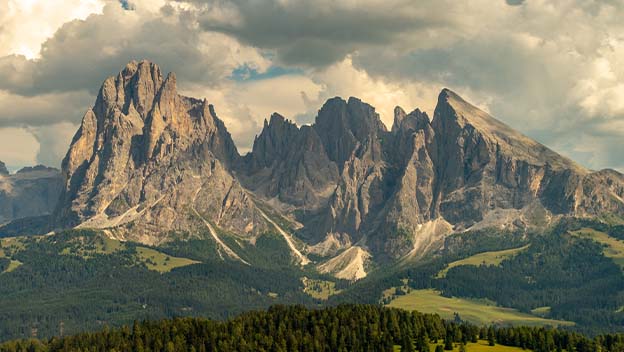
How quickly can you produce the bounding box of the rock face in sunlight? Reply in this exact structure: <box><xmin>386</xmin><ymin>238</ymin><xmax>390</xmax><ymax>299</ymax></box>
<box><xmin>54</xmin><ymin>60</ymin><xmax>267</xmax><ymax>246</ymax></box>
<box><xmin>47</xmin><ymin>61</ymin><xmax>624</xmax><ymax>277</ymax></box>
<box><xmin>0</xmin><ymin>165</ymin><xmax>62</xmax><ymax>225</ymax></box>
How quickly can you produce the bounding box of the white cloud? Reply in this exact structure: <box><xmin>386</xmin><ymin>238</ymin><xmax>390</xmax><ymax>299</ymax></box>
<box><xmin>0</xmin><ymin>127</ymin><xmax>39</xmax><ymax>169</ymax></box>
<box><xmin>0</xmin><ymin>0</ymin><xmax>105</xmax><ymax>58</ymax></box>
<box><xmin>307</xmin><ymin>57</ymin><xmax>440</xmax><ymax>127</ymax></box>
<box><xmin>29</xmin><ymin>122</ymin><xmax>79</xmax><ymax>168</ymax></box>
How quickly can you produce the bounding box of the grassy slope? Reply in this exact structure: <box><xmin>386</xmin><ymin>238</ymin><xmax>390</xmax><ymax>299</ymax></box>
<box><xmin>2</xmin><ymin>233</ymin><xmax>200</xmax><ymax>274</ymax></box>
<box><xmin>437</xmin><ymin>245</ymin><xmax>529</xmax><ymax>278</ymax></box>
<box><xmin>301</xmin><ymin>277</ymin><xmax>341</xmax><ymax>300</ymax></box>
<box><xmin>570</xmin><ymin>228</ymin><xmax>624</xmax><ymax>269</ymax></box>
<box><xmin>0</xmin><ymin>231</ymin><xmax>313</xmax><ymax>340</ymax></box>
<box><xmin>394</xmin><ymin>340</ymin><xmax>530</xmax><ymax>352</ymax></box>
<box><xmin>0</xmin><ymin>237</ymin><xmax>24</xmax><ymax>273</ymax></box>
<box><xmin>135</xmin><ymin>246</ymin><xmax>200</xmax><ymax>273</ymax></box>
<box><xmin>388</xmin><ymin>289</ymin><xmax>573</xmax><ymax>327</ymax></box>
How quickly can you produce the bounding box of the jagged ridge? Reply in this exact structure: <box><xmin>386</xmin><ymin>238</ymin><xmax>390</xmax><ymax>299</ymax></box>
<box><xmin>50</xmin><ymin>61</ymin><xmax>624</xmax><ymax>279</ymax></box>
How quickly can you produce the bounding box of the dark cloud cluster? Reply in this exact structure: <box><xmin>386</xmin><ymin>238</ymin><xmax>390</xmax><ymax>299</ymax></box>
<box><xmin>189</xmin><ymin>0</ymin><xmax>452</xmax><ymax>67</ymax></box>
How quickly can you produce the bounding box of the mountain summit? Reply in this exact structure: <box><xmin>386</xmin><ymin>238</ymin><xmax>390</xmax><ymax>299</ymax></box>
<box><xmin>51</xmin><ymin>61</ymin><xmax>624</xmax><ymax>279</ymax></box>
<box><xmin>54</xmin><ymin>60</ymin><xmax>260</xmax><ymax>249</ymax></box>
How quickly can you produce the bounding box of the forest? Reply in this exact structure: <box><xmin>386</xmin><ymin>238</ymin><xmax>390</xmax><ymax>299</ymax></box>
<box><xmin>2</xmin><ymin>218</ymin><xmax>624</xmax><ymax>341</ymax></box>
<box><xmin>2</xmin><ymin>305</ymin><xmax>624</xmax><ymax>352</ymax></box>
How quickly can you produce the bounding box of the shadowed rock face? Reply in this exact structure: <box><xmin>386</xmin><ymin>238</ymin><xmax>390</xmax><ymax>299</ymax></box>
<box><xmin>430</xmin><ymin>89</ymin><xmax>623</xmax><ymax>228</ymax></box>
<box><xmin>238</xmin><ymin>113</ymin><xmax>339</xmax><ymax>209</ymax></box>
<box><xmin>51</xmin><ymin>61</ymin><xmax>624</xmax><ymax>266</ymax></box>
<box><xmin>0</xmin><ymin>164</ymin><xmax>62</xmax><ymax>225</ymax></box>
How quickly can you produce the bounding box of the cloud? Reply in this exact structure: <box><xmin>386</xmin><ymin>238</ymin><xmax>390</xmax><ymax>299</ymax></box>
<box><xmin>300</xmin><ymin>57</ymin><xmax>440</xmax><ymax>127</ymax></box>
<box><xmin>0</xmin><ymin>2</ymin><xmax>269</xmax><ymax>96</ymax></box>
<box><xmin>0</xmin><ymin>0</ymin><xmax>105</xmax><ymax>59</ymax></box>
<box><xmin>0</xmin><ymin>0</ymin><xmax>623</xmax><ymax>173</ymax></box>
<box><xmin>0</xmin><ymin>90</ymin><xmax>92</xmax><ymax>128</ymax></box>
<box><xmin>0</xmin><ymin>0</ymin><xmax>268</xmax><ymax>167</ymax></box>
<box><xmin>0</xmin><ymin>127</ymin><xmax>39</xmax><ymax>169</ymax></box>
<box><xmin>190</xmin><ymin>0</ymin><xmax>458</xmax><ymax>67</ymax></box>
<box><xmin>29</xmin><ymin>122</ymin><xmax>80</xmax><ymax>168</ymax></box>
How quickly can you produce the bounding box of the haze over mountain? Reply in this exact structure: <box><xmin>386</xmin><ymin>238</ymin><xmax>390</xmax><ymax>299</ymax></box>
<box><xmin>39</xmin><ymin>60</ymin><xmax>624</xmax><ymax>279</ymax></box>
<box><xmin>0</xmin><ymin>164</ymin><xmax>62</xmax><ymax>225</ymax></box>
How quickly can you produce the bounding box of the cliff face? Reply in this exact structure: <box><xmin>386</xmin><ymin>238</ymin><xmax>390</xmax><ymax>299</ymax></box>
<box><xmin>49</xmin><ymin>61</ymin><xmax>624</xmax><ymax>278</ymax></box>
<box><xmin>54</xmin><ymin>60</ymin><xmax>264</xmax><ymax>246</ymax></box>
<box><xmin>430</xmin><ymin>89</ymin><xmax>623</xmax><ymax>227</ymax></box>
<box><xmin>243</xmin><ymin>89</ymin><xmax>624</xmax><ymax>263</ymax></box>
<box><xmin>0</xmin><ymin>165</ymin><xmax>63</xmax><ymax>225</ymax></box>
<box><xmin>238</xmin><ymin>113</ymin><xmax>339</xmax><ymax>210</ymax></box>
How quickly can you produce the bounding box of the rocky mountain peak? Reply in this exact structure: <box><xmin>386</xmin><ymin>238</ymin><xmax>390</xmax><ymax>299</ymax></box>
<box><xmin>313</xmin><ymin>96</ymin><xmax>387</xmax><ymax>167</ymax></box>
<box><xmin>393</xmin><ymin>106</ymin><xmax>430</xmax><ymax>133</ymax></box>
<box><xmin>433</xmin><ymin>88</ymin><xmax>585</xmax><ymax>172</ymax></box>
<box><xmin>247</xmin><ymin>113</ymin><xmax>300</xmax><ymax>170</ymax></box>
<box><xmin>0</xmin><ymin>163</ymin><xmax>62</xmax><ymax>225</ymax></box>
<box><xmin>16</xmin><ymin>165</ymin><xmax>59</xmax><ymax>174</ymax></box>
<box><xmin>95</xmin><ymin>59</ymin><xmax>164</xmax><ymax>119</ymax></box>
<box><xmin>55</xmin><ymin>60</ymin><xmax>243</xmax><ymax>233</ymax></box>
<box><xmin>45</xmin><ymin>62</ymin><xmax>624</xmax><ymax>276</ymax></box>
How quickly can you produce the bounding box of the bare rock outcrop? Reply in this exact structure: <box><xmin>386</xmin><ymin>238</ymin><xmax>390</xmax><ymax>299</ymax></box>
<box><xmin>54</xmin><ymin>60</ymin><xmax>266</xmax><ymax>245</ymax></box>
<box><xmin>238</xmin><ymin>113</ymin><xmax>339</xmax><ymax>209</ymax></box>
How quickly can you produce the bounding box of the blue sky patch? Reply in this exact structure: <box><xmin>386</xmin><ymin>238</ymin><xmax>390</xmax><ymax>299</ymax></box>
<box><xmin>230</xmin><ymin>65</ymin><xmax>304</xmax><ymax>82</ymax></box>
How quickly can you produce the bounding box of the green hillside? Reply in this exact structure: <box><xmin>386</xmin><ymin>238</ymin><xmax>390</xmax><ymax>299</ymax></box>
<box><xmin>387</xmin><ymin>289</ymin><xmax>573</xmax><ymax>327</ymax></box>
<box><xmin>570</xmin><ymin>228</ymin><xmax>624</xmax><ymax>269</ymax></box>
<box><xmin>437</xmin><ymin>245</ymin><xmax>529</xmax><ymax>278</ymax></box>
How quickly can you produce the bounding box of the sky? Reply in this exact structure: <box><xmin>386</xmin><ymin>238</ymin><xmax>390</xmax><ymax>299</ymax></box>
<box><xmin>0</xmin><ymin>0</ymin><xmax>623</xmax><ymax>172</ymax></box>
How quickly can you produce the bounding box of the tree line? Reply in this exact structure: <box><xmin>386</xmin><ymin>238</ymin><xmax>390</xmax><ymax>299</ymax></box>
<box><xmin>2</xmin><ymin>305</ymin><xmax>624</xmax><ymax>352</ymax></box>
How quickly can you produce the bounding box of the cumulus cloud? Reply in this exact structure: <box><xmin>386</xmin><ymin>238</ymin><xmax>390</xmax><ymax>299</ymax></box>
<box><xmin>28</xmin><ymin>122</ymin><xmax>80</xmax><ymax>168</ymax></box>
<box><xmin>0</xmin><ymin>2</ymin><xmax>269</xmax><ymax>96</ymax></box>
<box><xmin>189</xmin><ymin>0</ymin><xmax>460</xmax><ymax>67</ymax></box>
<box><xmin>0</xmin><ymin>0</ymin><xmax>105</xmax><ymax>59</ymax></box>
<box><xmin>0</xmin><ymin>127</ymin><xmax>39</xmax><ymax>170</ymax></box>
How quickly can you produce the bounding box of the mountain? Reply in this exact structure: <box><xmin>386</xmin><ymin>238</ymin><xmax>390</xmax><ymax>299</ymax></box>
<box><xmin>430</xmin><ymin>89</ymin><xmax>623</xmax><ymax>226</ymax></box>
<box><xmin>2</xmin><ymin>60</ymin><xmax>624</xmax><ymax>340</ymax></box>
<box><xmin>0</xmin><ymin>164</ymin><xmax>62</xmax><ymax>226</ymax></box>
<box><xmin>53</xmin><ymin>60</ymin><xmax>274</xmax><ymax>252</ymax></box>
<box><xmin>49</xmin><ymin>60</ymin><xmax>624</xmax><ymax>277</ymax></box>
<box><xmin>241</xmin><ymin>89</ymin><xmax>624</xmax><ymax>265</ymax></box>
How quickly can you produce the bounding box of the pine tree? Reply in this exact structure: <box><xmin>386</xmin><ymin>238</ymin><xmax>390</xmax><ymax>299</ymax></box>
<box><xmin>487</xmin><ymin>327</ymin><xmax>495</xmax><ymax>347</ymax></box>
<box><xmin>402</xmin><ymin>333</ymin><xmax>415</xmax><ymax>352</ymax></box>
<box><xmin>444</xmin><ymin>332</ymin><xmax>453</xmax><ymax>351</ymax></box>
